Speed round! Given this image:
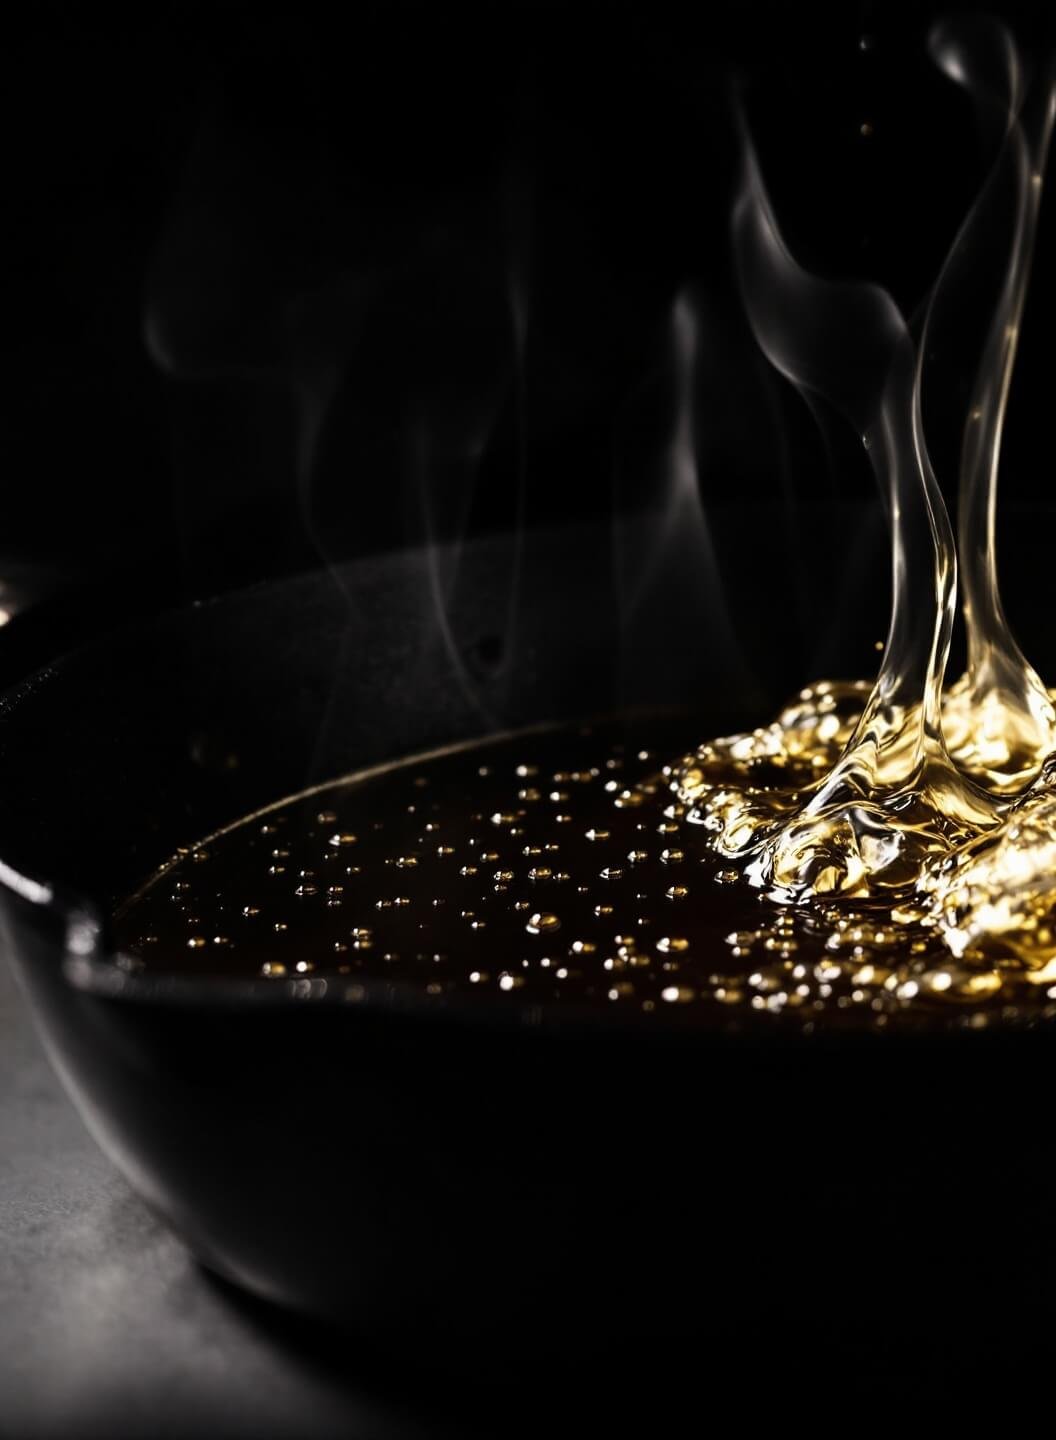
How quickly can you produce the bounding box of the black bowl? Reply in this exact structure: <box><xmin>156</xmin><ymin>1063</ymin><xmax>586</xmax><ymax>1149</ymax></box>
<box><xmin>2</xmin><ymin>516</ymin><xmax>1055</xmax><ymax>1368</ymax></box>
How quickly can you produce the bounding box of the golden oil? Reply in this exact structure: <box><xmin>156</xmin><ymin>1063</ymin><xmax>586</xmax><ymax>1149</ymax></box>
<box><xmin>113</xmin><ymin>715</ymin><xmax>1056</xmax><ymax>1032</ymax></box>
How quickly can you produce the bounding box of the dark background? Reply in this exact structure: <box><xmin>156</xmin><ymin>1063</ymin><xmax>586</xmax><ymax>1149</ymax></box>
<box><xmin>1</xmin><ymin>0</ymin><xmax>1053</xmax><ymax>674</ymax></box>
<box><xmin>3</xmin><ymin>7</ymin><xmax>1056</xmax><ymax>1433</ymax></box>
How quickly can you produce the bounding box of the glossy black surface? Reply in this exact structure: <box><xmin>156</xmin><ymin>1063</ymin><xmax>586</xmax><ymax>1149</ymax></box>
<box><xmin>2</xmin><ymin>522</ymin><xmax>1056</xmax><ymax>1380</ymax></box>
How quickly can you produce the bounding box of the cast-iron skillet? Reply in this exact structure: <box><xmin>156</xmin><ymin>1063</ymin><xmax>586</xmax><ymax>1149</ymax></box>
<box><xmin>1</xmin><ymin>516</ymin><xmax>1053</xmax><ymax>1371</ymax></box>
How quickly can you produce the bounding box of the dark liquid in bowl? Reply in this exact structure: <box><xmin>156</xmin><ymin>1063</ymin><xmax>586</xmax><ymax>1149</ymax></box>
<box><xmin>114</xmin><ymin>719</ymin><xmax>1056</xmax><ymax>1032</ymax></box>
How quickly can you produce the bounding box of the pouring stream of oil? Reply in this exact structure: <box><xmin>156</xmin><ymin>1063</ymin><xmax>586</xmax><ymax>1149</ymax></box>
<box><xmin>678</xmin><ymin>21</ymin><xmax>1056</xmax><ymax>941</ymax></box>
